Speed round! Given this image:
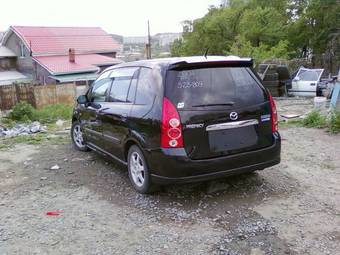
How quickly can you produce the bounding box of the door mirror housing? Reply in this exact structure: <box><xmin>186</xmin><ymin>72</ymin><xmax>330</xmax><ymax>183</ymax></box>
<box><xmin>77</xmin><ymin>95</ymin><xmax>88</xmax><ymax>104</ymax></box>
<box><xmin>293</xmin><ymin>76</ymin><xmax>300</xmax><ymax>82</ymax></box>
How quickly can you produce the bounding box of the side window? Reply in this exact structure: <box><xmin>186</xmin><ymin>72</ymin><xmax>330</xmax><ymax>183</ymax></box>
<box><xmin>108</xmin><ymin>78</ymin><xmax>131</xmax><ymax>102</ymax></box>
<box><xmin>108</xmin><ymin>67</ymin><xmax>139</xmax><ymax>103</ymax></box>
<box><xmin>135</xmin><ymin>68</ymin><xmax>155</xmax><ymax>105</ymax></box>
<box><xmin>90</xmin><ymin>78</ymin><xmax>112</xmax><ymax>102</ymax></box>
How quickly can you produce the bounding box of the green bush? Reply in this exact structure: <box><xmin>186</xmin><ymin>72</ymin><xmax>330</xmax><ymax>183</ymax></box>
<box><xmin>302</xmin><ymin>110</ymin><xmax>327</xmax><ymax>128</ymax></box>
<box><xmin>5</xmin><ymin>102</ymin><xmax>73</xmax><ymax>124</ymax></box>
<box><xmin>8</xmin><ymin>102</ymin><xmax>35</xmax><ymax>122</ymax></box>
<box><xmin>328</xmin><ymin>111</ymin><xmax>340</xmax><ymax>134</ymax></box>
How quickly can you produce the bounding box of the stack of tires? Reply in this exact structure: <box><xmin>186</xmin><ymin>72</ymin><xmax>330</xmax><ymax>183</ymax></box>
<box><xmin>258</xmin><ymin>64</ymin><xmax>285</xmax><ymax>97</ymax></box>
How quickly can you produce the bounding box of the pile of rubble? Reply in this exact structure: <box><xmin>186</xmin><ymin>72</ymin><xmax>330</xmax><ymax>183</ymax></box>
<box><xmin>0</xmin><ymin>122</ymin><xmax>46</xmax><ymax>137</ymax></box>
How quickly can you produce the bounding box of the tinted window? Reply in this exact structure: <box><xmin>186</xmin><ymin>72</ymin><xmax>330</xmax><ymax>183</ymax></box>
<box><xmin>90</xmin><ymin>78</ymin><xmax>112</xmax><ymax>102</ymax></box>
<box><xmin>109</xmin><ymin>67</ymin><xmax>139</xmax><ymax>103</ymax></box>
<box><xmin>135</xmin><ymin>68</ymin><xmax>155</xmax><ymax>105</ymax></box>
<box><xmin>165</xmin><ymin>67</ymin><xmax>264</xmax><ymax>109</ymax></box>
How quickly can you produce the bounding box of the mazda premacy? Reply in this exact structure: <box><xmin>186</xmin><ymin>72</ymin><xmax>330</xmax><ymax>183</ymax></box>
<box><xmin>71</xmin><ymin>56</ymin><xmax>281</xmax><ymax>193</ymax></box>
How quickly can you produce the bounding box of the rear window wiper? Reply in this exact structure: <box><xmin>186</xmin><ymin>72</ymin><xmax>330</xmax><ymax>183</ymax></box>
<box><xmin>192</xmin><ymin>102</ymin><xmax>235</xmax><ymax>107</ymax></box>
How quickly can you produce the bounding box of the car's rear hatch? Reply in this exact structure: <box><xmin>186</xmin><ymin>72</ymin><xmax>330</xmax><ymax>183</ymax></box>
<box><xmin>165</xmin><ymin>60</ymin><xmax>273</xmax><ymax>160</ymax></box>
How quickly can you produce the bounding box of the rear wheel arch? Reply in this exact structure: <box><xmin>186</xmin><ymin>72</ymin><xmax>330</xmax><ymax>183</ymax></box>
<box><xmin>124</xmin><ymin>139</ymin><xmax>140</xmax><ymax>161</ymax></box>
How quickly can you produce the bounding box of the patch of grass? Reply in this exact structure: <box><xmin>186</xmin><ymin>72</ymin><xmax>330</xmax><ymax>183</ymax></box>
<box><xmin>0</xmin><ymin>133</ymin><xmax>69</xmax><ymax>150</ymax></box>
<box><xmin>302</xmin><ymin>110</ymin><xmax>327</xmax><ymax>128</ymax></box>
<box><xmin>2</xmin><ymin>102</ymin><xmax>73</xmax><ymax>125</ymax></box>
<box><xmin>279</xmin><ymin>109</ymin><xmax>340</xmax><ymax>134</ymax></box>
<box><xmin>33</xmin><ymin>104</ymin><xmax>73</xmax><ymax>124</ymax></box>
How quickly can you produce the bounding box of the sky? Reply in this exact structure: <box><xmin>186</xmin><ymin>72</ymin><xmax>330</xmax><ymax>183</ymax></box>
<box><xmin>0</xmin><ymin>0</ymin><xmax>221</xmax><ymax>36</ymax></box>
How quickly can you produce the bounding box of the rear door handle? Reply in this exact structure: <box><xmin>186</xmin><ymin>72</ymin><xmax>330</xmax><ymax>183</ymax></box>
<box><xmin>310</xmin><ymin>83</ymin><xmax>316</xmax><ymax>86</ymax></box>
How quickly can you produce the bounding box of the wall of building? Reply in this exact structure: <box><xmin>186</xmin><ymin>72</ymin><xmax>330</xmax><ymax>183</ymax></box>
<box><xmin>35</xmin><ymin>63</ymin><xmax>56</xmax><ymax>85</ymax></box>
<box><xmin>0</xmin><ymin>57</ymin><xmax>16</xmax><ymax>70</ymax></box>
<box><xmin>5</xmin><ymin>32</ymin><xmax>34</xmax><ymax>74</ymax></box>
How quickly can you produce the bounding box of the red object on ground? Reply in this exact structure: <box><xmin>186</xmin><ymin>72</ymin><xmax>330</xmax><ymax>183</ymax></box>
<box><xmin>46</xmin><ymin>210</ymin><xmax>63</xmax><ymax>216</ymax></box>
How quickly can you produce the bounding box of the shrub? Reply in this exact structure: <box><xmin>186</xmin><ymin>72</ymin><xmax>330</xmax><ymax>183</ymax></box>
<box><xmin>8</xmin><ymin>102</ymin><xmax>35</xmax><ymax>122</ymax></box>
<box><xmin>302</xmin><ymin>110</ymin><xmax>327</xmax><ymax>128</ymax></box>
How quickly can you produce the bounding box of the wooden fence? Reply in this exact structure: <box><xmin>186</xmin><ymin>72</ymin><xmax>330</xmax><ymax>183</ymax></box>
<box><xmin>0</xmin><ymin>83</ymin><xmax>76</xmax><ymax>110</ymax></box>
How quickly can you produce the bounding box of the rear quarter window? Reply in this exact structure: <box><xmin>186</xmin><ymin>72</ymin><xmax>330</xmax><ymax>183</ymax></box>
<box><xmin>135</xmin><ymin>67</ymin><xmax>156</xmax><ymax>105</ymax></box>
<box><xmin>165</xmin><ymin>67</ymin><xmax>265</xmax><ymax>109</ymax></box>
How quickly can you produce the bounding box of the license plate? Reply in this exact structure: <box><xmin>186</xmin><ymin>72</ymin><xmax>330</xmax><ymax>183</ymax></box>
<box><xmin>208</xmin><ymin>126</ymin><xmax>258</xmax><ymax>152</ymax></box>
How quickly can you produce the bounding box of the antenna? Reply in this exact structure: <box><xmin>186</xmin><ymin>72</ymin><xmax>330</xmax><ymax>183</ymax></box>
<box><xmin>204</xmin><ymin>48</ymin><xmax>209</xmax><ymax>59</ymax></box>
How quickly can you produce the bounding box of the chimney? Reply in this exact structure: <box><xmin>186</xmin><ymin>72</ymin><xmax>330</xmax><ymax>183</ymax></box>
<box><xmin>69</xmin><ymin>48</ymin><xmax>75</xmax><ymax>63</ymax></box>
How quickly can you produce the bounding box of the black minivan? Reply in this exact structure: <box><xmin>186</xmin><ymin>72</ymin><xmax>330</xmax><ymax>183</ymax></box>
<box><xmin>71</xmin><ymin>56</ymin><xmax>281</xmax><ymax>193</ymax></box>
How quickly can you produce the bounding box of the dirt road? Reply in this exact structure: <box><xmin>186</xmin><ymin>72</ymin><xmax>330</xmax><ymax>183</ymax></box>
<box><xmin>0</xmin><ymin>124</ymin><xmax>339</xmax><ymax>254</ymax></box>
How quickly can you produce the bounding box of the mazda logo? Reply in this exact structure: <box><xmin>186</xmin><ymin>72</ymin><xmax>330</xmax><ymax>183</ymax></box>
<box><xmin>230</xmin><ymin>112</ymin><xmax>238</xmax><ymax>120</ymax></box>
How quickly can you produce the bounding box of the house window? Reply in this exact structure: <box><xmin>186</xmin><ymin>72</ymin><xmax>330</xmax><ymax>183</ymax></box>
<box><xmin>20</xmin><ymin>44</ymin><xmax>25</xmax><ymax>57</ymax></box>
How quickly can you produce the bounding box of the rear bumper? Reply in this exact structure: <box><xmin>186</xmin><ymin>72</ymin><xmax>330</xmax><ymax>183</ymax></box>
<box><xmin>145</xmin><ymin>133</ymin><xmax>281</xmax><ymax>184</ymax></box>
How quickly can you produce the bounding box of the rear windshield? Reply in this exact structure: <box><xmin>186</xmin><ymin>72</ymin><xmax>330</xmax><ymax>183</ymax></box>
<box><xmin>165</xmin><ymin>67</ymin><xmax>265</xmax><ymax>109</ymax></box>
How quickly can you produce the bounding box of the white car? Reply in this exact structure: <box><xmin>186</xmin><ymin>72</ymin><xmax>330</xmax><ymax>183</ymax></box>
<box><xmin>289</xmin><ymin>67</ymin><xmax>324</xmax><ymax>97</ymax></box>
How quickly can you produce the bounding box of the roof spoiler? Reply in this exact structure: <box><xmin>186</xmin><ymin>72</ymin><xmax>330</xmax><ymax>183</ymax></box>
<box><xmin>169</xmin><ymin>59</ymin><xmax>254</xmax><ymax>70</ymax></box>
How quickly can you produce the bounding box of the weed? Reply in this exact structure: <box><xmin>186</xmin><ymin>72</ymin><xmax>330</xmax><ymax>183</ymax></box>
<box><xmin>302</xmin><ymin>110</ymin><xmax>327</xmax><ymax>128</ymax></box>
<box><xmin>328</xmin><ymin>110</ymin><xmax>340</xmax><ymax>134</ymax></box>
<box><xmin>33</xmin><ymin>104</ymin><xmax>73</xmax><ymax>123</ymax></box>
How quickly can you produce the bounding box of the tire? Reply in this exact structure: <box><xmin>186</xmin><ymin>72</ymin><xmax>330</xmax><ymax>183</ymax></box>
<box><xmin>127</xmin><ymin>145</ymin><xmax>156</xmax><ymax>194</ymax></box>
<box><xmin>71</xmin><ymin>121</ymin><xmax>89</xmax><ymax>151</ymax></box>
<box><xmin>263</xmin><ymin>73</ymin><xmax>279</xmax><ymax>81</ymax></box>
<box><xmin>277</xmin><ymin>65</ymin><xmax>291</xmax><ymax>80</ymax></box>
<box><xmin>262</xmin><ymin>80</ymin><xmax>279</xmax><ymax>87</ymax></box>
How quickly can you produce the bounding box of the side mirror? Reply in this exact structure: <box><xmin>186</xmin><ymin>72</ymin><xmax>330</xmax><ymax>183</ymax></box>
<box><xmin>77</xmin><ymin>95</ymin><xmax>88</xmax><ymax>104</ymax></box>
<box><xmin>293</xmin><ymin>76</ymin><xmax>300</xmax><ymax>82</ymax></box>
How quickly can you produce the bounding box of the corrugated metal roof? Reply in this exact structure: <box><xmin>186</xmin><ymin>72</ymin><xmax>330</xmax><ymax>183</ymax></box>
<box><xmin>0</xmin><ymin>70</ymin><xmax>31</xmax><ymax>85</ymax></box>
<box><xmin>11</xmin><ymin>26</ymin><xmax>120</xmax><ymax>56</ymax></box>
<box><xmin>0</xmin><ymin>46</ymin><xmax>16</xmax><ymax>57</ymax></box>
<box><xmin>33</xmin><ymin>54</ymin><xmax>123</xmax><ymax>75</ymax></box>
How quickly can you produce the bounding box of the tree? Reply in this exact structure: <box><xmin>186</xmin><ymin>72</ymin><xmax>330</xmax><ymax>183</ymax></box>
<box><xmin>239</xmin><ymin>7</ymin><xmax>287</xmax><ymax>47</ymax></box>
<box><xmin>170</xmin><ymin>0</ymin><xmax>339</xmax><ymax>65</ymax></box>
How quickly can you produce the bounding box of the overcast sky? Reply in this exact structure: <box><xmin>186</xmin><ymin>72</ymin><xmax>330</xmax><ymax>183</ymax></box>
<box><xmin>0</xmin><ymin>0</ymin><xmax>221</xmax><ymax>36</ymax></box>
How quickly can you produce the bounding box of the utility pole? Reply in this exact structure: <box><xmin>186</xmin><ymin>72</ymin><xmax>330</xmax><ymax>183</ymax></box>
<box><xmin>146</xmin><ymin>20</ymin><xmax>152</xmax><ymax>59</ymax></box>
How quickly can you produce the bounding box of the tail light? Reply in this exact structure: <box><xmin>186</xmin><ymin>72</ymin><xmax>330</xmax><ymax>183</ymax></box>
<box><xmin>269</xmin><ymin>93</ymin><xmax>278</xmax><ymax>132</ymax></box>
<box><xmin>161</xmin><ymin>97</ymin><xmax>184</xmax><ymax>148</ymax></box>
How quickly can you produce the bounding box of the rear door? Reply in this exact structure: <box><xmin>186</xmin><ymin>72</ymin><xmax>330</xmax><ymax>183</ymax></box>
<box><xmin>165</xmin><ymin>65</ymin><xmax>273</xmax><ymax>160</ymax></box>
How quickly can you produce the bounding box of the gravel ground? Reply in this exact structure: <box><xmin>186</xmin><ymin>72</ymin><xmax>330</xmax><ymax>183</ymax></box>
<box><xmin>0</xmin><ymin>99</ymin><xmax>339</xmax><ymax>255</ymax></box>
